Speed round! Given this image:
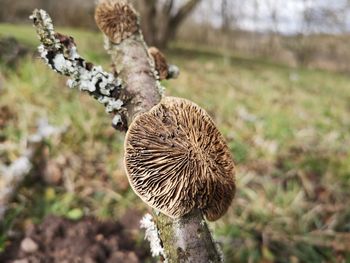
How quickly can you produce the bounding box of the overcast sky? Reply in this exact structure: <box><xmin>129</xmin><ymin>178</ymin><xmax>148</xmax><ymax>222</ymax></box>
<box><xmin>192</xmin><ymin>0</ymin><xmax>350</xmax><ymax>34</ymax></box>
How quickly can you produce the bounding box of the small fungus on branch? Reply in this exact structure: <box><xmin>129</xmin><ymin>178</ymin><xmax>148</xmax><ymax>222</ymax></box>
<box><xmin>148</xmin><ymin>47</ymin><xmax>180</xmax><ymax>80</ymax></box>
<box><xmin>95</xmin><ymin>0</ymin><xmax>139</xmax><ymax>44</ymax></box>
<box><xmin>124</xmin><ymin>97</ymin><xmax>236</xmax><ymax>221</ymax></box>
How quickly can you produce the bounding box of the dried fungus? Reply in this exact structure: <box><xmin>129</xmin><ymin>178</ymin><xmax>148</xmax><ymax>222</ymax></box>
<box><xmin>148</xmin><ymin>47</ymin><xmax>169</xmax><ymax>80</ymax></box>
<box><xmin>95</xmin><ymin>0</ymin><xmax>139</xmax><ymax>44</ymax></box>
<box><xmin>124</xmin><ymin>97</ymin><xmax>235</xmax><ymax>221</ymax></box>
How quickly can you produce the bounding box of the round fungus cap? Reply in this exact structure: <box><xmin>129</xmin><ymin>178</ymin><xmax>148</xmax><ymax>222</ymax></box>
<box><xmin>95</xmin><ymin>0</ymin><xmax>139</xmax><ymax>44</ymax></box>
<box><xmin>124</xmin><ymin>97</ymin><xmax>235</xmax><ymax>221</ymax></box>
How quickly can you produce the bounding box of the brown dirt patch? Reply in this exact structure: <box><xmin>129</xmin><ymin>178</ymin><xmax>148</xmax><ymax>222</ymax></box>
<box><xmin>0</xmin><ymin>214</ymin><xmax>153</xmax><ymax>263</ymax></box>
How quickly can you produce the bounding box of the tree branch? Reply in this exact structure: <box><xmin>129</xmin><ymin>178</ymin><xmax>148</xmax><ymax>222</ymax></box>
<box><xmin>155</xmin><ymin>209</ymin><xmax>222</xmax><ymax>262</ymax></box>
<box><xmin>163</xmin><ymin>0</ymin><xmax>174</xmax><ymax>16</ymax></box>
<box><xmin>30</xmin><ymin>9</ymin><xmax>127</xmax><ymax>129</ymax></box>
<box><xmin>31</xmin><ymin>2</ymin><xmax>222</xmax><ymax>262</ymax></box>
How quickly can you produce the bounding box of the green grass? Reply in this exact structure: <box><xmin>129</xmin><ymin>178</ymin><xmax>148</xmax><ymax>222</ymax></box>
<box><xmin>1</xmin><ymin>24</ymin><xmax>350</xmax><ymax>262</ymax></box>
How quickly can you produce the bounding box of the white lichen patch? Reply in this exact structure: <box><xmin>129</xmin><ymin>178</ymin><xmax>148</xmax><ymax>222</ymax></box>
<box><xmin>140</xmin><ymin>213</ymin><xmax>167</xmax><ymax>261</ymax></box>
<box><xmin>1</xmin><ymin>156</ymin><xmax>32</xmax><ymax>180</ymax></box>
<box><xmin>54</xmin><ymin>53</ymin><xmax>74</xmax><ymax>74</ymax></box>
<box><xmin>106</xmin><ymin>98</ymin><xmax>123</xmax><ymax>113</ymax></box>
<box><xmin>112</xmin><ymin>114</ymin><xmax>122</xmax><ymax>126</ymax></box>
<box><xmin>38</xmin><ymin>45</ymin><xmax>48</xmax><ymax>63</ymax></box>
<box><xmin>39</xmin><ymin>43</ymin><xmax>123</xmax><ymax>114</ymax></box>
<box><xmin>29</xmin><ymin>118</ymin><xmax>66</xmax><ymax>142</ymax></box>
<box><xmin>156</xmin><ymin>81</ymin><xmax>165</xmax><ymax>97</ymax></box>
<box><xmin>168</xmin><ymin>64</ymin><xmax>180</xmax><ymax>79</ymax></box>
<box><xmin>39</xmin><ymin>9</ymin><xmax>54</xmax><ymax>33</ymax></box>
<box><xmin>31</xmin><ymin>9</ymin><xmax>60</xmax><ymax>48</ymax></box>
<box><xmin>97</xmin><ymin>96</ymin><xmax>110</xmax><ymax>105</ymax></box>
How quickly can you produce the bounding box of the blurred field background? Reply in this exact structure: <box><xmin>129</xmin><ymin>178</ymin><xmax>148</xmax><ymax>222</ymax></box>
<box><xmin>0</xmin><ymin>0</ymin><xmax>350</xmax><ymax>262</ymax></box>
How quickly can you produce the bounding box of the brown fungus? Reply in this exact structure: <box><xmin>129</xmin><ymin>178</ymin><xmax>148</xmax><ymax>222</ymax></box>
<box><xmin>95</xmin><ymin>0</ymin><xmax>139</xmax><ymax>44</ymax></box>
<box><xmin>148</xmin><ymin>47</ymin><xmax>169</xmax><ymax>80</ymax></box>
<box><xmin>124</xmin><ymin>97</ymin><xmax>235</xmax><ymax>221</ymax></box>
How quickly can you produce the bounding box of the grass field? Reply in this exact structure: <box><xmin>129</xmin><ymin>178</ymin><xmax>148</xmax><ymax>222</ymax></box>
<box><xmin>1</xmin><ymin>23</ymin><xmax>350</xmax><ymax>262</ymax></box>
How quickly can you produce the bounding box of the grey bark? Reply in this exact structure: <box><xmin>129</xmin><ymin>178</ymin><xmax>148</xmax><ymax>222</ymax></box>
<box><xmin>106</xmin><ymin>35</ymin><xmax>162</xmax><ymax>126</ymax></box>
<box><xmin>155</xmin><ymin>209</ymin><xmax>222</xmax><ymax>262</ymax></box>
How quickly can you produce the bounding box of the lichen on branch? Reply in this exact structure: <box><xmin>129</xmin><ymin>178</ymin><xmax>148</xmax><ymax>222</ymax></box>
<box><xmin>30</xmin><ymin>9</ymin><xmax>125</xmax><ymax>128</ymax></box>
<box><xmin>140</xmin><ymin>213</ymin><xmax>167</xmax><ymax>261</ymax></box>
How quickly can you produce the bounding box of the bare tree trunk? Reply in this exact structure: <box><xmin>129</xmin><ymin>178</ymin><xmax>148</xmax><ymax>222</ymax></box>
<box><xmin>133</xmin><ymin>0</ymin><xmax>158</xmax><ymax>46</ymax></box>
<box><xmin>266</xmin><ymin>0</ymin><xmax>280</xmax><ymax>54</ymax></box>
<box><xmin>135</xmin><ymin>0</ymin><xmax>202</xmax><ymax>48</ymax></box>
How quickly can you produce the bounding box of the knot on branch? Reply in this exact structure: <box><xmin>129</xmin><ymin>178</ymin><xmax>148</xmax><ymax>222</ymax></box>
<box><xmin>95</xmin><ymin>0</ymin><xmax>139</xmax><ymax>44</ymax></box>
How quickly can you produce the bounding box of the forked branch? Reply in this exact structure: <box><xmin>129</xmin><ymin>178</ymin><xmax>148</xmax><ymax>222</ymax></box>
<box><xmin>31</xmin><ymin>3</ymin><xmax>223</xmax><ymax>262</ymax></box>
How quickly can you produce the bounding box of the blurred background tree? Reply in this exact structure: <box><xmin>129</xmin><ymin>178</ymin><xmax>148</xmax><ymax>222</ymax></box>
<box><xmin>131</xmin><ymin>0</ymin><xmax>202</xmax><ymax>48</ymax></box>
<box><xmin>0</xmin><ymin>0</ymin><xmax>96</xmax><ymax>28</ymax></box>
<box><xmin>1</xmin><ymin>0</ymin><xmax>350</xmax><ymax>71</ymax></box>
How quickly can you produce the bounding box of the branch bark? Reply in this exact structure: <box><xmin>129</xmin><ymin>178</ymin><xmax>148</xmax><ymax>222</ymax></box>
<box><xmin>31</xmin><ymin>3</ymin><xmax>222</xmax><ymax>262</ymax></box>
<box><xmin>155</xmin><ymin>209</ymin><xmax>222</xmax><ymax>262</ymax></box>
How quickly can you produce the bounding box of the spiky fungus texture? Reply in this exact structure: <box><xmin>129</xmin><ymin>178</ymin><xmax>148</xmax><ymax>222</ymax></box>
<box><xmin>124</xmin><ymin>97</ymin><xmax>236</xmax><ymax>221</ymax></box>
<box><xmin>95</xmin><ymin>0</ymin><xmax>139</xmax><ymax>44</ymax></box>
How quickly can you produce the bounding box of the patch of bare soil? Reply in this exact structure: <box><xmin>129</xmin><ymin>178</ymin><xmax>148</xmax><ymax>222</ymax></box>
<box><xmin>0</xmin><ymin>213</ymin><xmax>153</xmax><ymax>263</ymax></box>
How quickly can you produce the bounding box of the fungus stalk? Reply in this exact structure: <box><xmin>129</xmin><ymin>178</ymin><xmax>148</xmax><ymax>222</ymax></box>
<box><xmin>31</xmin><ymin>2</ymin><xmax>224</xmax><ymax>262</ymax></box>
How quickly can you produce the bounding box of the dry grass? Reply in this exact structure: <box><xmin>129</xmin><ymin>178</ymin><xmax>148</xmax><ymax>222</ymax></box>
<box><xmin>177</xmin><ymin>23</ymin><xmax>350</xmax><ymax>73</ymax></box>
<box><xmin>1</xmin><ymin>24</ymin><xmax>350</xmax><ymax>262</ymax></box>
